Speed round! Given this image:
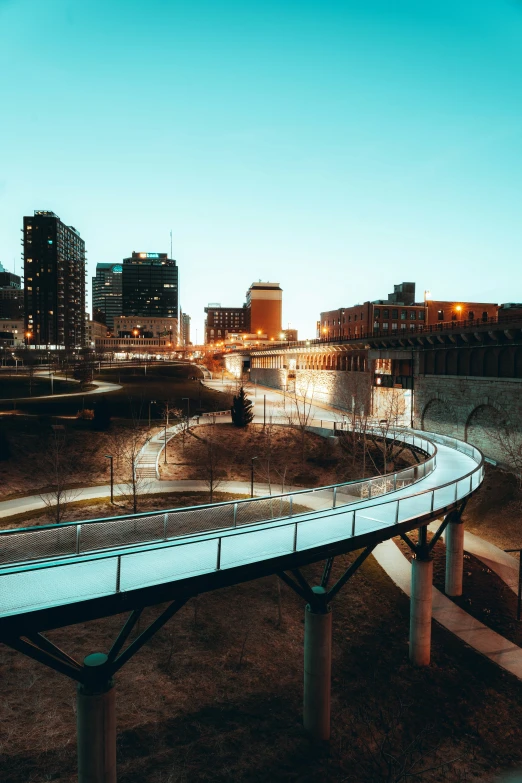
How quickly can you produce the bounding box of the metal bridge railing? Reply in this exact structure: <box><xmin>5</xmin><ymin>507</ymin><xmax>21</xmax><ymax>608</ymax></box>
<box><xmin>0</xmin><ymin>430</ymin><xmax>435</xmax><ymax>567</ymax></box>
<box><xmin>0</xmin><ymin>431</ymin><xmax>483</xmax><ymax>620</ymax></box>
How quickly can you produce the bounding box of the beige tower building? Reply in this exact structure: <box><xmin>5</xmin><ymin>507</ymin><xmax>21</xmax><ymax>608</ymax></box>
<box><xmin>246</xmin><ymin>281</ymin><xmax>282</xmax><ymax>340</ymax></box>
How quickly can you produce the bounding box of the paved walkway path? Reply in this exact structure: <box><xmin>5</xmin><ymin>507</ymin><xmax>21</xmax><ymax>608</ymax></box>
<box><xmin>374</xmin><ymin>538</ymin><xmax>522</xmax><ymax>680</ymax></box>
<box><xmin>427</xmin><ymin>521</ymin><xmax>520</xmax><ymax>595</ymax></box>
<box><xmin>2</xmin><ymin>374</ymin><xmax>122</xmax><ymax>402</ymax></box>
<box><xmin>0</xmin><ymin>478</ymin><xmax>342</xmax><ymax>523</ymax></box>
<box><xmin>4</xmin><ymin>378</ymin><xmax>514</xmax><ymax>678</ymax></box>
<box><xmin>135</xmin><ymin>380</ymin><xmax>340</xmax><ymax>480</ymax></box>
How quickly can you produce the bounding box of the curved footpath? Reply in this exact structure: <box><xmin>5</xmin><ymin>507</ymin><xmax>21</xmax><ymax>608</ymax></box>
<box><xmin>0</xmin><ymin>380</ymin><xmax>516</xmax><ymax>681</ymax></box>
<box><xmin>374</xmin><ymin>539</ymin><xmax>522</xmax><ymax>680</ymax></box>
<box><xmin>1</xmin><ymin>374</ymin><xmax>122</xmax><ymax>403</ymax></box>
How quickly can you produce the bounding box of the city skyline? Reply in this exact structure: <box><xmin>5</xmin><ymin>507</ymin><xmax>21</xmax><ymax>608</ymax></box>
<box><xmin>1</xmin><ymin>0</ymin><xmax>521</xmax><ymax>341</ymax></box>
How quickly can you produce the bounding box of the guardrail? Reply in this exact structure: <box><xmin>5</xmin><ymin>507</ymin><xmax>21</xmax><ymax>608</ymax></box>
<box><xmin>0</xmin><ymin>430</ymin><xmax>435</xmax><ymax>567</ymax></box>
<box><xmin>0</xmin><ymin>431</ymin><xmax>483</xmax><ymax>620</ymax></box>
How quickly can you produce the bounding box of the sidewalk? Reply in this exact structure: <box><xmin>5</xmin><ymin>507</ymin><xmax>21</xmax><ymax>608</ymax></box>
<box><xmin>427</xmin><ymin>521</ymin><xmax>520</xmax><ymax>596</ymax></box>
<box><xmin>0</xmin><ymin>478</ymin><xmax>336</xmax><ymax>523</ymax></box>
<box><xmin>374</xmin><ymin>539</ymin><xmax>522</xmax><ymax>681</ymax></box>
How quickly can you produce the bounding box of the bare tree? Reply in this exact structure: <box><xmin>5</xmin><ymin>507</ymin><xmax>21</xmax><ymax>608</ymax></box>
<box><xmin>38</xmin><ymin>428</ymin><xmax>97</xmax><ymax>523</ymax></box>
<box><xmin>286</xmin><ymin>379</ymin><xmax>316</xmax><ymax>466</ymax></box>
<box><xmin>335</xmin><ymin>373</ymin><xmax>373</xmax><ymax>478</ymax></box>
<box><xmin>368</xmin><ymin>389</ymin><xmax>407</xmax><ymax>475</ymax></box>
<box><xmin>199</xmin><ymin>421</ymin><xmax>227</xmax><ymax>502</ymax></box>
<box><xmin>116</xmin><ymin>412</ymin><xmax>153</xmax><ymax>512</ymax></box>
<box><xmin>489</xmin><ymin>420</ymin><xmax>522</xmax><ymax>488</ymax></box>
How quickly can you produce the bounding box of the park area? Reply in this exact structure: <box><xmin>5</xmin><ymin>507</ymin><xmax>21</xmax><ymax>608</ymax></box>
<box><xmin>0</xmin><ymin>368</ymin><xmax>522</xmax><ymax>781</ymax></box>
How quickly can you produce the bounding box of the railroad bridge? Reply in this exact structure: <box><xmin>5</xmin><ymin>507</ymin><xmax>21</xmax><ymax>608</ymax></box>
<box><xmin>224</xmin><ymin>314</ymin><xmax>522</xmax><ymax>466</ymax></box>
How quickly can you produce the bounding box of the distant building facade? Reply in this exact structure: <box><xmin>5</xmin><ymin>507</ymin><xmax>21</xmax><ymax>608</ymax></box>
<box><xmin>425</xmin><ymin>299</ymin><xmax>498</xmax><ymax>324</ymax></box>
<box><xmin>86</xmin><ymin>318</ymin><xmax>108</xmax><ymax>347</ymax></box>
<box><xmin>114</xmin><ymin>315</ymin><xmax>177</xmax><ymax>341</ymax></box>
<box><xmin>204</xmin><ymin>304</ymin><xmax>250</xmax><ymax>344</ymax></box>
<box><xmin>0</xmin><ymin>263</ymin><xmax>23</xmax><ymax>320</ymax></box>
<box><xmin>92</xmin><ymin>263</ymin><xmax>123</xmax><ymax>331</ymax></box>
<box><xmin>320</xmin><ymin>282</ymin><xmax>499</xmax><ymax>340</ymax></box>
<box><xmin>320</xmin><ymin>283</ymin><xmax>427</xmax><ymax>340</ymax></box>
<box><xmin>23</xmin><ymin>210</ymin><xmax>86</xmax><ymax>348</ymax></box>
<box><xmin>122</xmin><ymin>252</ymin><xmax>178</xmax><ymax>320</ymax></box>
<box><xmin>247</xmin><ymin>281</ymin><xmax>282</xmax><ymax>340</ymax></box>
<box><xmin>0</xmin><ymin>318</ymin><xmax>24</xmax><ymax>347</ymax></box>
<box><xmin>180</xmin><ymin>311</ymin><xmax>191</xmax><ymax>345</ymax></box>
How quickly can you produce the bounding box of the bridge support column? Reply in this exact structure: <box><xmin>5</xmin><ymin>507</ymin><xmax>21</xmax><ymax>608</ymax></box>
<box><xmin>445</xmin><ymin>515</ymin><xmax>464</xmax><ymax>597</ymax></box>
<box><xmin>409</xmin><ymin>556</ymin><xmax>433</xmax><ymax>667</ymax></box>
<box><xmin>77</xmin><ymin>653</ymin><xmax>116</xmax><ymax>783</ymax></box>
<box><xmin>304</xmin><ymin>586</ymin><xmax>332</xmax><ymax>741</ymax></box>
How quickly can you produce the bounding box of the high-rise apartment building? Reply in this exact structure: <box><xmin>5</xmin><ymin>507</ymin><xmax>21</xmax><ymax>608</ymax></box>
<box><xmin>122</xmin><ymin>252</ymin><xmax>178</xmax><ymax>320</ymax></box>
<box><xmin>246</xmin><ymin>281</ymin><xmax>282</xmax><ymax>340</ymax></box>
<box><xmin>92</xmin><ymin>262</ymin><xmax>123</xmax><ymax>331</ymax></box>
<box><xmin>23</xmin><ymin>211</ymin><xmax>86</xmax><ymax>348</ymax></box>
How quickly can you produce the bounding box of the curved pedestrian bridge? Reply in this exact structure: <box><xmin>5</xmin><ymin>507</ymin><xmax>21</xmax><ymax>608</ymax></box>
<box><xmin>0</xmin><ymin>428</ymin><xmax>483</xmax><ymax>629</ymax></box>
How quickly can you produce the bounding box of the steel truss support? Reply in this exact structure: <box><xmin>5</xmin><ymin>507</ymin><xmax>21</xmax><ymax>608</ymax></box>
<box><xmin>278</xmin><ymin>545</ymin><xmax>376</xmax><ymax>741</ymax></box>
<box><xmin>3</xmin><ymin>596</ymin><xmax>192</xmax><ymax>783</ymax></box>
<box><xmin>401</xmin><ymin>501</ymin><xmax>468</xmax><ymax>666</ymax></box>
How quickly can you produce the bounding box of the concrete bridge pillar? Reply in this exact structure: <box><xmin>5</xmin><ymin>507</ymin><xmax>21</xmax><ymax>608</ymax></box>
<box><xmin>409</xmin><ymin>556</ymin><xmax>433</xmax><ymax>666</ymax></box>
<box><xmin>445</xmin><ymin>515</ymin><xmax>464</xmax><ymax>597</ymax></box>
<box><xmin>304</xmin><ymin>586</ymin><xmax>332</xmax><ymax>741</ymax></box>
<box><xmin>77</xmin><ymin>653</ymin><xmax>116</xmax><ymax>783</ymax></box>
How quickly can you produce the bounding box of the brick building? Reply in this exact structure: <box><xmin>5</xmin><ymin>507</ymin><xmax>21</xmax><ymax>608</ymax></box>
<box><xmin>425</xmin><ymin>299</ymin><xmax>498</xmax><ymax>324</ymax></box>
<box><xmin>247</xmin><ymin>281</ymin><xmax>282</xmax><ymax>340</ymax></box>
<box><xmin>204</xmin><ymin>304</ymin><xmax>250</xmax><ymax>344</ymax></box>
<box><xmin>320</xmin><ymin>282</ymin><xmax>426</xmax><ymax>339</ymax></box>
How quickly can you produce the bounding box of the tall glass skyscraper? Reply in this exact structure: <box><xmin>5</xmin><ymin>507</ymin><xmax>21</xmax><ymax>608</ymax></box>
<box><xmin>122</xmin><ymin>252</ymin><xmax>178</xmax><ymax>319</ymax></box>
<box><xmin>92</xmin><ymin>263</ymin><xmax>123</xmax><ymax>331</ymax></box>
<box><xmin>23</xmin><ymin>211</ymin><xmax>86</xmax><ymax>348</ymax></box>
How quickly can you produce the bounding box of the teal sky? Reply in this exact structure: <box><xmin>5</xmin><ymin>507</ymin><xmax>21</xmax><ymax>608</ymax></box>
<box><xmin>0</xmin><ymin>0</ymin><xmax>521</xmax><ymax>340</ymax></box>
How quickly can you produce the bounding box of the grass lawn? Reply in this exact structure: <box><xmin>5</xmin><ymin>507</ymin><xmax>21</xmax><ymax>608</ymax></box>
<box><xmin>0</xmin><ymin>362</ymin><xmax>232</xmax><ymax>419</ymax></box>
<box><xmin>0</xmin><ymin>375</ymin><xmax>82</xmax><ymax>399</ymax></box>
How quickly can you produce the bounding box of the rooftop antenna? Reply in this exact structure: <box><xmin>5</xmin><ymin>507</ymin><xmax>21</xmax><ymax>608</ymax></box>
<box><xmin>170</xmin><ymin>230</ymin><xmax>173</xmax><ymax>259</ymax></box>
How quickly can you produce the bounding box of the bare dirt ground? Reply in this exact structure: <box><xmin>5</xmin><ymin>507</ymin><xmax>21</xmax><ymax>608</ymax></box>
<box><xmin>159</xmin><ymin>423</ymin><xmax>418</xmax><ymax>490</ymax></box>
<box><xmin>2</xmin><ymin>555</ymin><xmax>522</xmax><ymax>782</ymax></box>
<box><xmin>3</xmin><ymin>434</ymin><xmax>522</xmax><ymax>781</ymax></box>
<box><xmin>0</xmin><ymin>492</ymin><xmax>250</xmax><ymax>531</ymax></box>
<box><xmin>462</xmin><ymin>464</ymin><xmax>522</xmax><ymax>552</ymax></box>
<box><xmin>0</xmin><ymin>416</ymin><xmax>152</xmax><ymax>500</ymax></box>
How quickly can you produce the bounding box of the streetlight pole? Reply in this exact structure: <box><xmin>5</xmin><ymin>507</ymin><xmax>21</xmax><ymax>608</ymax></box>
<box><xmin>251</xmin><ymin>456</ymin><xmax>258</xmax><ymax>498</ymax></box>
<box><xmin>104</xmin><ymin>455</ymin><xmax>114</xmax><ymax>504</ymax></box>
<box><xmin>164</xmin><ymin>422</ymin><xmax>167</xmax><ymax>464</ymax></box>
<box><xmin>263</xmin><ymin>394</ymin><xmax>266</xmax><ymax>428</ymax></box>
<box><xmin>182</xmin><ymin>397</ymin><xmax>190</xmax><ymax>429</ymax></box>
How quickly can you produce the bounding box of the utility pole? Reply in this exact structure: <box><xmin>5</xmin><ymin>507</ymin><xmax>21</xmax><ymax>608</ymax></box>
<box><xmin>104</xmin><ymin>455</ymin><xmax>114</xmax><ymax>504</ymax></box>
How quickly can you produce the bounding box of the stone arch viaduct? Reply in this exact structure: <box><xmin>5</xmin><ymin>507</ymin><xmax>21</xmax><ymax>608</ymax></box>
<box><xmin>226</xmin><ymin>316</ymin><xmax>522</xmax><ymax>466</ymax></box>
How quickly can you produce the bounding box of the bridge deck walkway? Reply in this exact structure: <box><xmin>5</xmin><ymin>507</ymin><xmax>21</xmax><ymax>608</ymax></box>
<box><xmin>0</xmin><ymin>441</ymin><xmax>477</xmax><ymax>620</ymax></box>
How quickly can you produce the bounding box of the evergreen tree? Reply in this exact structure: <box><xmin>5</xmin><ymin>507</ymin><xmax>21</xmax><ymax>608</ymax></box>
<box><xmin>231</xmin><ymin>386</ymin><xmax>254</xmax><ymax>427</ymax></box>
